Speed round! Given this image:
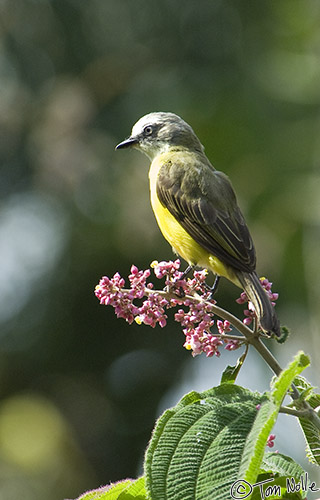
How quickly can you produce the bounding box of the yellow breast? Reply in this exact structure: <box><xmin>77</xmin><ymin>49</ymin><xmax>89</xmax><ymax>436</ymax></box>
<box><xmin>148</xmin><ymin>154</ymin><xmax>238</xmax><ymax>284</ymax></box>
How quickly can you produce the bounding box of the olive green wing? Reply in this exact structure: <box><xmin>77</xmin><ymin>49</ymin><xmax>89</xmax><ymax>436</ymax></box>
<box><xmin>156</xmin><ymin>158</ymin><xmax>256</xmax><ymax>273</ymax></box>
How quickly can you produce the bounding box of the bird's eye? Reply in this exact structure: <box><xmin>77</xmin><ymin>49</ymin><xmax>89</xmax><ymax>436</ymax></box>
<box><xmin>143</xmin><ymin>125</ymin><xmax>153</xmax><ymax>136</ymax></box>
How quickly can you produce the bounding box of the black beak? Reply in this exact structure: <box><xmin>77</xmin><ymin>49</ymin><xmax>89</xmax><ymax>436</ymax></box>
<box><xmin>115</xmin><ymin>136</ymin><xmax>138</xmax><ymax>150</ymax></box>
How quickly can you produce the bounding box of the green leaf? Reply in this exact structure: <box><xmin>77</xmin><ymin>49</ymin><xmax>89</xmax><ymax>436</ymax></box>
<box><xmin>233</xmin><ymin>454</ymin><xmax>306</xmax><ymax>499</ymax></box>
<box><xmin>145</xmin><ymin>353</ymin><xmax>310</xmax><ymax>500</ymax></box>
<box><xmin>292</xmin><ymin>374</ymin><xmax>315</xmax><ymax>396</ymax></box>
<box><xmin>292</xmin><ymin>376</ymin><xmax>320</xmax><ymax>465</ymax></box>
<box><xmin>145</xmin><ymin>384</ymin><xmax>266</xmax><ymax>500</ymax></box>
<box><xmin>299</xmin><ymin>410</ymin><xmax>320</xmax><ymax>466</ymax></box>
<box><xmin>118</xmin><ymin>477</ymin><xmax>146</xmax><ymax>500</ymax></box>
<box><xmin>220</xmin><ymin>350</ymin><xmax>247</xmax><ymax>384</ymax></box>
<box><xmin>238</xmin><ymin>351</ymin><xmax>309</xmax><ymax>485</ymax></box>
<box><xmin>261</xmin><ymin>452</ymin><xmax>305</xmax><ymax>478</ymax></box>
<box><xmin>253</xmin><ymin>454</ymin><xmax>308</xmax><ymax>500</ymax></box>
<box><xmin>270</xmin><ymin>351</ymin><xmax>310</xmax><ymax>407</ymax></box>
<box><xmin>72</xmin><ymin>478</ymin><xmax>146</xmax><ymax>500</ymax></box>
<box><xmin>238</xmin><ymin>398</ymin><xmax>277</xmax><ymax>485</ymax></box>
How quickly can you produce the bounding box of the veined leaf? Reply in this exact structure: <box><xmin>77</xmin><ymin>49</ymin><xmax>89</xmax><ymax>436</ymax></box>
<box><xmin>293</xmin><ymin>374</ymin><xmax>320</xmax><ymax>465</ymax></box>
<box><xmin>239</xmin><ymin>351</ymin><xmax>309</xmax><ymax>485</ymax></box>
<box><xmin>251</xmin><ymin>453</ymin><xmax>308</xmax><ymax>500</ymax></box>
<box><xmin>71</xmin><ymin>478</ymin><xmax>146</xmax><ymax>500</ymax></box>
<box><xmin>220</xmin><ymin>350</ymin><xmax>248</xmax><ymax>384</ymax></box>
<box><xmin>145</xmin><ymin>385</ymin><xmax>265</xmax><ymax>500</ymax></box>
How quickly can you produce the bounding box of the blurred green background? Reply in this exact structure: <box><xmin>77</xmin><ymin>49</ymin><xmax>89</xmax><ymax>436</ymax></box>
<box><xmin>1</xmin><ymin>1</ymin><xmax>320</xmax><ymax>499</ymax></box>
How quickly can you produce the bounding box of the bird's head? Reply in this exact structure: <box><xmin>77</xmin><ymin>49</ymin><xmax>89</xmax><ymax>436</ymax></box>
<box><xmin>116</xmin><ymin>112</ymin><xmax>204</xmax><ymax>160</ymax></box>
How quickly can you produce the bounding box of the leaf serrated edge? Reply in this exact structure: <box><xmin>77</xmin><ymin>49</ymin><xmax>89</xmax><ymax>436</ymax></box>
<box><xmin>239</xmin><ymin>351</ymin><xmax>310</xmax><ymax>487</ymax></box>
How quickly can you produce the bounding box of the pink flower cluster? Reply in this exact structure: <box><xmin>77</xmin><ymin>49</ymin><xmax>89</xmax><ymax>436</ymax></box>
<box><xmin>236</xmin><ymin>277</ymin><xmax>279</xmax><ymax>327</ymax></box>
<box><xmin>174</xmin><ymin>297</ymin><xmax>222</xmax><ymax>357</ymax></box>
<box><xmin>95</xmin><ymin>260</ymin><xmax>278</xmax><ymax>357</ymax></box>
<box><xmin>95</xmin><ymin>265</ymin><xmax>167</xmax><ymax>326</ymax></box>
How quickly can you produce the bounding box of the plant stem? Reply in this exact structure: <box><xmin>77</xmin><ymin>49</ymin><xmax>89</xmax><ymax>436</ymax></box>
<box><xmin>280</xmin><ymin>406</ymin><xmax>309</xmax><ymax>418</ymax></box>
<box><xmin>213</xmin><ymin>333</ymin><xmax>246</xmax><ymax>342</ymax></box>
<box><xmin>281</xmin><ymin>405</ymin><xmax>320</xmax><ymax>430</ymax></box>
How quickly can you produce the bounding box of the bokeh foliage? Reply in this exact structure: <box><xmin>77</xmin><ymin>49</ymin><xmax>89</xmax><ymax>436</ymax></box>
<box><xmin>0</xmin><ymin>1</ymin><xmax>320</xmax><ymax>499</ymax></box>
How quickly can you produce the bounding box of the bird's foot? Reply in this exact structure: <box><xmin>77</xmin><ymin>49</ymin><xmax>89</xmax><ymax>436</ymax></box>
<box><xmin>204</xmin><ymin>275</ymin><xmax>220</xmax><ymax>300</ymax></box>
<box><xmin>180</xmin><ymin>264</ymin><xmax>194</xmax><ymax>280</ymax></box>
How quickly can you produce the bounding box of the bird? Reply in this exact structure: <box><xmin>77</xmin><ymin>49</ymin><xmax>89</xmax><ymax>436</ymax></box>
<box><xmin>116</xmin><ymin>112</ymin><xmax>280</xmax><ymax>336</ymax></box>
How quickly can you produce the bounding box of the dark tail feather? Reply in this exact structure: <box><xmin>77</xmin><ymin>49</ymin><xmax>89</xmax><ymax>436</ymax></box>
<box><xmin>236</xmin><ymin>271</ymin><xmax>280</xmax><ymax>336</ymax></box>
